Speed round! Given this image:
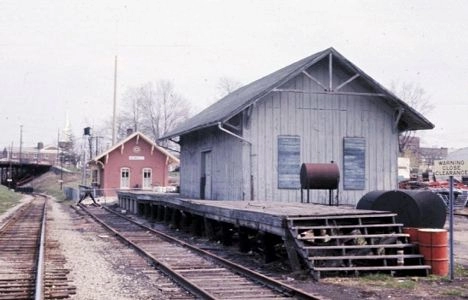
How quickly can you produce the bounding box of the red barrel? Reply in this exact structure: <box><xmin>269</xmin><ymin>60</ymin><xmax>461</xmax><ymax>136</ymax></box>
<box><xmin>417</xmin><ymin>228</ymin><xmax>448</xmax><ymax>276</ymax></box>
<box><xmin>403</xmin><ymin>227</ymin><xmax>419</xmax><ymax>244</ymax></box>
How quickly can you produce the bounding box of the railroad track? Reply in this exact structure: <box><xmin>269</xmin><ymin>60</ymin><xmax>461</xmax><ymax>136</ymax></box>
<box><xmin>78</xmin><ymin>204</ymin><xmax>323</xmax><ymax>300</ymax></box>
<box><xmin>0</xmin><ymin>195</ymin><xmax>75</xmax><ymax>300</ymax></box>
<box><xmin>454</xmin><ymin>209</ymin><xmax>468</xmax><ymax>218</ymax></box>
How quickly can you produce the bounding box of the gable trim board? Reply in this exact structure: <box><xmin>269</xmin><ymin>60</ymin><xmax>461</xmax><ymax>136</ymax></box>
<box><xmin>95</xmin><ymin>131</ymin><xmax>179</xmax><ymax>165</ymax></box>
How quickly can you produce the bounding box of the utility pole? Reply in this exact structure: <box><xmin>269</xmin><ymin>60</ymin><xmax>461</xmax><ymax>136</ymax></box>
<box><xmin>112</xmin><ymin>55</ymin><xmax>118</xmax><ymax>145</ymax></box>
<box><xmin>57</xmin><ymin>130</ymin><xmax>63</xmax><ymax>190</ymax></box>
<box><xmin>94</xmin><ymin>136</ymin><xmax>103</xmax><ymax>157</ymax></box>
<box><xmin>8</xmin><ymin>142</ymin><xmax>13</xmax><ymax>189</ymax></box>
<box><xmin>19</xmin><ymin>125</ymin><xmax>23</xmax><ymax>163</ymax></box>
<box><xmin>82</xmin><ymin>127</ymin><xmax>91</xmax><ymax>185</ymax></box>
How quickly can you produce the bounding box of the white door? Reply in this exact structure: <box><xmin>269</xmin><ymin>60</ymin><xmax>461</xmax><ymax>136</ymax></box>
<box><xmin>142</xmin><ymin>168</ymin><xmax>152</xmax><ymax>190</ymax></box>
<box><xmin>120</xmin><ymin>167</ymin><xmax>130</xmax><ymax>189</ymax></box>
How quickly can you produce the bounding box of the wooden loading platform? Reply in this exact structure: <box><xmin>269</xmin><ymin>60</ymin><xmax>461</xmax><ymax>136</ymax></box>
<box><xmin>117</xmin><ymin>191</ymin><xmax>430</xmax><ymax>279</ymax></box>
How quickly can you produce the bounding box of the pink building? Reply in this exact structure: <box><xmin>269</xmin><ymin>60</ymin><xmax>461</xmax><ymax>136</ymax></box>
<box><xmin>89</xmin><ymin>131</ymin><xmax>179</xmax><ymax>196</ymax></box>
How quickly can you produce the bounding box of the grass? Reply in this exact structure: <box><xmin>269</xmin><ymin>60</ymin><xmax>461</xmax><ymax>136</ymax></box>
<box><xmin>355</xmin><ymin>266</ymin><xmax>468</xmax><ymax>298</ymax></box>
<box><xmin>420</xmin><ymin>264</ymin><xmax>468</xmax><ymax>283</ymax></box>
<box><xmin>0</xmin><ymin>169</ymin><xmax>81</xmax><ymax>215</ymax></box>
<box><xmin>455</xmin><ymin>263</ymin><xmax>468</xmax><ymax>277</ymax></box>
<box><xmin>0</xmin><ymin>185</ymin><xmax>22</xmax><ymax>214</ymax></box>
<box><xmin>31</xmin><ymin>170</ymin><xmax>81</xmax><ymax>202</ymax></box>
<box><xmin>360</xmin><ymin>273</ymin><xmax>416</xmax><ymax>289</ymax></box>
<box><xmin>442</xmin><ymin>288</ymin><xmax>465</xmax><ymax>297</ymax></box>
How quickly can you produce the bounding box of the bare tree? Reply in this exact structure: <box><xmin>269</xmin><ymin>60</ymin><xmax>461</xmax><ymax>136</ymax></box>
<box><xmin>104</xmin><ymin>80</ymin><xmax>191</xmax><ymax>147</ymax></box>
<box><xmin>119</xmin><ymin>84</ymin><xmax>149</xmax><ymax>134</ymax></box>
<box><xmin>137</xmin><ymin>80</ymin><xmax>191</xmax><ymax>146</ymax></box>
<box><xmin>390</xmin><ymin>81</ymin><xmax>434</xmax><ymax>154</ymax></box>
<box><xmin>216</xmin><ymin>76</ymin><xmax>242</xmax><ymax>97</ymax></box>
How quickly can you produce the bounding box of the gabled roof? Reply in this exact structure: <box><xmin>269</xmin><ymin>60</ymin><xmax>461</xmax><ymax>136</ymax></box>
<box><xmin>161</xmin><ymin>47</ymin><xmax>434</xmax><ymax>140</ymax></box>
<box><xmin>92</xmin><ymin>131</ymin><xmax>179</xmax><ymax>163</ymax></box>
<box><xmin>447</xmin><ymin>147</ymin><xmax>468</xmax><ymax>161</ymax></box>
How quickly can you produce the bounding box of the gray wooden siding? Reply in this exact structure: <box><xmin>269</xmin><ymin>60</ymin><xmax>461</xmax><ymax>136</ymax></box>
<box><xmin>244</xmin><ymin>62</ymin><xmax>399</xmax><ymax>205</ymax></box>
<box><xmin>180</xmin><ymin>129</ymin><xmax>245</xmax><ymax>200</ymax></box>
<box><xmin>179</xmin><ymin>58</ymin><xmax>399</xmax><ymax>205</ymax></box>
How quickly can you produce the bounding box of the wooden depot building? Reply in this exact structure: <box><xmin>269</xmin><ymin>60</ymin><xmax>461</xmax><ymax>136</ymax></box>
<box><xmin>160</xmin><ymin>47</ymin><xmax>434</xmax><ymax>206</ymax></box>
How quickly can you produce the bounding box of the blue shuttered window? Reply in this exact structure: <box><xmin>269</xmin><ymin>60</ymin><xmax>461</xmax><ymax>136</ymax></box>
<box><xmin>278</xmin><ymin>136</ymin><xmax>301</xmax><ymax>189</ymax></box>
<box><xmin>343</xmin><ymin>137</ymin><xmax>366</xmax><ymax>190</ymax></box>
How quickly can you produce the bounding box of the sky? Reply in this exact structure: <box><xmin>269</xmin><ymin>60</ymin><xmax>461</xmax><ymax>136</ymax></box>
<box><xmin>0</xmin><ymin>0</ymin><xmax>467</xmax><ymax>150</ymax></box>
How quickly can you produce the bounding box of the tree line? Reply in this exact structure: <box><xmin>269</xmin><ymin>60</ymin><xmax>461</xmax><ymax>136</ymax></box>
<box><xmin>88</xmin><ymin>77</ymin><xmax>242</xmax><ymax>154</ymax></box>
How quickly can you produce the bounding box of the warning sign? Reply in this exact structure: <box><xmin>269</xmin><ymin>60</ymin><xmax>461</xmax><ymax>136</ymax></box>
<box><xmin>433</xmin><ymin>160</ymin><xmax>468</xmax><ymax>176</ymax></box>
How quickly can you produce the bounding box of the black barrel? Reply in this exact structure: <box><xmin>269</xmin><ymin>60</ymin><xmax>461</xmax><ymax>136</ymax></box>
<box><xmin>356</xmin><ymin>190</ymin><xmax>446</xmax><ymax>228</ymax></box>
<box><xmin>300</xmin><ymin>163</ymin><xmax>340</xmax><ymax>190</ymax></box>
<box><xmin>355</xmin><ymin>190</ymin><xmax>387</xmax><ymax>210</ymax></box>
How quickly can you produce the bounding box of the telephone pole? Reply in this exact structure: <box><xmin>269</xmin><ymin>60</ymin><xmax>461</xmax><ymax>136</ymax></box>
<box><xmin>112</xmin><ymin>55</ymin><xmax>118</xmax><ymax>145</ymax></box>
<box><xmin>19</xmin><ymin>125</ymin><xmax>23</xmax><ymax>163</ymax></box>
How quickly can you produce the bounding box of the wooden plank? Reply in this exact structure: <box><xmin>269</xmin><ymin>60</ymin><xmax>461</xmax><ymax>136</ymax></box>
<box><xmin>343</xmin><ymin>137</ymin><xmax>366</xmax><ymax>190</ymax></box>
<box><xmin>302</xmin><ymin>243</ymin><xmax>415</xmax><ymax>250</ymax></box>
<box><xmin>302</xmin><ymin>70</ymin><xmax>327</xmax><ymax>90</ymax></box>
<box><xmin>335</xmin><ymin>74</ymin><xmax>360</xmax><ymax>92</ymax></box>
<box><xmin>298</xmin><ymin>233</ymin><xmax>408</xmax><ymax>240</ymax></box>
<box><xmin>273</xmin><ymin>88</ymin><xmax>387</xmax><ymax>97</ymax></box>
<box><xmin>277</xmin><ymin>136</ymin><xmax>301</xmax><ymax>189</ymax></box>
<box><xmin>287</xmin><ymin>213</ymin><xmax>396</xmax><ymax>220</ymax></box>
<box><xmin>309</xmin><ymin>254</ymin><xmax>424</xmax><ymax>260</ymax></box>
<box><xmin>329</xmin><ymin>53</ymin><xmax>333</xmax><ymax>91</ymax></box>
<box><xmin>291</xmin><ymin>223</ymin><xmax>404</xmax><ymax>230</ymax></box>
<box><xmin>313</xmin><ymin>265</ymin><xmax>431</xmax><ymax>272</ymax></box>
<box><xmin>283</xmin><ymin>230</ymin><xmax>302</xmax><ymax>272</ymax></box>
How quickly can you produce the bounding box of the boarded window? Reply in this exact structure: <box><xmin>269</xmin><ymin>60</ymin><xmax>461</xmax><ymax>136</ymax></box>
<box><xmin>278</xmin><ymin>136</ymin><xmax>301</xmax><ymax>189</ymax></box>
<box><xmin>343</xmin><ymin>137</ymin><xmax>366</xmax><ymax>190</ymax></box>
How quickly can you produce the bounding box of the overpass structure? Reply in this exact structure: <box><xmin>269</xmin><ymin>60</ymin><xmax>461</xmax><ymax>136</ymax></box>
<box><xmin>0</xmin><ymin>160</ymin><xmax>52</xmax><ymax>189</ymax></box>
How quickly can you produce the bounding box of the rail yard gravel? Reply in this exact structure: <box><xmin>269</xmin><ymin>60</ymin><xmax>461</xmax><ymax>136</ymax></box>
<box><xmin>47</xmin><ymin>199</ymin><xmax>191</xmax><ymax>300</ymax></box>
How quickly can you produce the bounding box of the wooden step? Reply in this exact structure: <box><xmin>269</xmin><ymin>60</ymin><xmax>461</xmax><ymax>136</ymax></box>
<box><xmin>292</xmin><ymin>223</ymin><xmax>404</xmax><ymax>230</ymax></box>
<box><xmin>298</xmin><ymin>233</ymin><xmax>408</xmax><ymax>241</ymax></box>
<box><xmin>287</xmin><ymin>213</ymin><xmax>397</xmax><ymax>221</ymax></box>
<box><xmin>308</xmin><ymin>254</ymin><xmax>424</xmax><ymax>261</ymax></box>
<box><xmin>312</xmin><ymin>265</ymin><xmax>431</xmax><ymax>272</ymax></box>
<box><xmin>302</xmin><ymin>243</ymin><xmax>415</xmax><ymax>250</ymax></box>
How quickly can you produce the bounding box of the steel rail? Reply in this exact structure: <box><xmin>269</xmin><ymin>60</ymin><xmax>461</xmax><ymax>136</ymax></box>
<box><xmin>0</xmin><ymin>194</ymin><xmax>47</xmax><ymax>299</ymax></box>
<box><xmin>78</xmin><ymin>205</ymin><xmax>215</xmax><ymax>299</ymax></box>
<box><xmin>79</xmin><ymin>204</ymin><xmax>322</xmax><ymax>300</ymax></box>
<box><xmin>34</xmin><ymin>195</ymin><xmax>48</xmax><ymax>300</ymax></box>
<box><xmin>0</xmin><ymin>199</ymin><xmax>35</xmax><ymax>233</ymax></box>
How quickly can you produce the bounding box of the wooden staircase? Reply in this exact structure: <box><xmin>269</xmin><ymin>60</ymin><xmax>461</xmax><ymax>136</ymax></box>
<box><xmin>286</xmin><ymin>212</ymin><xmax>431</xmax><ymax>279</ymax></box>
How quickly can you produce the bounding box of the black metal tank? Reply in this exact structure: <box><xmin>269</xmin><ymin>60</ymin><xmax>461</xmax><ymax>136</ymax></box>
<box><xmin>300</xmin><ymin>163</ymin><xmax>340</xmax><ymax>190</ymax></box>
<box><xmin>356</xmin><ymin>190</ymin><xmax>446</xmax><ymax>228</ymax></box>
